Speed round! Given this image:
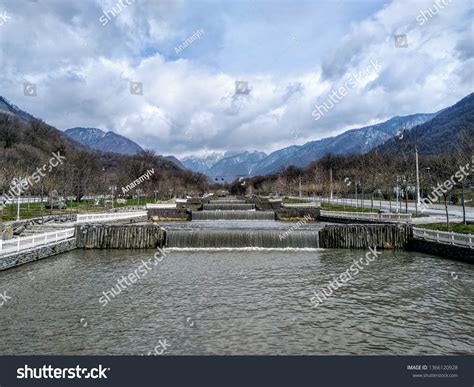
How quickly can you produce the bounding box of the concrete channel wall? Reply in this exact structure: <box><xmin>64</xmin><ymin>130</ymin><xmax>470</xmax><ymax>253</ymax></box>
<box><xmin>0</xmin><ymin>239</ymin><xmax>77</xmax><ymax>271</ymax></box>
<box><xmin>407</xmin><ymin>239</ymin><xmax>473</xmax><ymax>263</ymax></box>
<box><xmin>75</xmin><ymin>224</ymin><xmax>166</xmax><ymax>249</ymax></box>
<box><xmin>319</xmin><ymin>224</ymin><xmax>413</xmax><ymax>249</ymax></box>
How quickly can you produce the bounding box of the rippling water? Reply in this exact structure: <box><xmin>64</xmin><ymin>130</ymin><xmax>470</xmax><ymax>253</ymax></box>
<box><xmin>0</xmin><ymin>248</ymin><xmax>472</xmax><ymax>355</ymax></box>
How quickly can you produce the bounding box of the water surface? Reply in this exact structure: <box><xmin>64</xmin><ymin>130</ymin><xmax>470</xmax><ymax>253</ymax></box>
<box><xmin>0</xmin><ymin>248</ymin><xmax>472</xmax><ymax>355</ymax></box>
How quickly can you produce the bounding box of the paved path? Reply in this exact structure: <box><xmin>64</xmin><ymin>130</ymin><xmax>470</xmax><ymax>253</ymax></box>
<box><xmin>322</xmin><ymin>198</ymin><xmax>474</xmax><ymax>222</ymax></box>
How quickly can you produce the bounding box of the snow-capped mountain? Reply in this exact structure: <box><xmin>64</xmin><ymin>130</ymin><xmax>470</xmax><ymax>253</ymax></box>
<box><xmin>181</xmin><ymin>151</ymin><xmax>268</xmax><ymax>181</ymax></box>
<box><xmin>180</xmin><ymin>112</ymin><xmax>438</xmax><ymax>180</ymax></box>
<box><xmin>64</xmin><ymin>127</ymin><xmax>143</xmax><ymax>155</ymax></box>
<box><xmin>250</xmin><ymin>112</ymin><xmax>438</xmax><ymax>175</ymax></box>
<box><xmin>377</xmin><ymin>93</ymin><xmax>474</xmax><ymax>155</ymax></box>
<box><xmin>181</xmin><ymin>152</ymin><xmax>225</xmax><ymax>174</ymax></box>
<box><xmin>207</xmin><ymin>151</ymin><xmax>268</xmax><ymax>181</ymax></box>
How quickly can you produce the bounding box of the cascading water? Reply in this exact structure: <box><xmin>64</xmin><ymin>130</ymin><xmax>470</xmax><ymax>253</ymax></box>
<box><xmin>203</xmin><ymin>203</ymin><xmax>256</xmax><ymax>211</ymax></box>
<box><xmin>166</xmin><ymin>229</ymin><xmax>320</xmax><ymax>248</ymax></box>
<box><xmin>209</xmin><ymin>199</ymin><xmax>246</xmax><ymax>204</ymax></box>
<box><xmin>192</xmin><ymin>210</ymin><xmax>275</xmax><ymax>221</ymax></box>
<box><xmin>169</xmin><ymin>197</ymin><xmax>320</xmax><ymax>249</ymax></box>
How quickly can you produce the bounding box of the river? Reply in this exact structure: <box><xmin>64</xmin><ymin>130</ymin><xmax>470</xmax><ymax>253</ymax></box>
<box><xmin>0</xmin><ymin>246</ymin><xmax>472</xmax><ymax>355</ymax></box>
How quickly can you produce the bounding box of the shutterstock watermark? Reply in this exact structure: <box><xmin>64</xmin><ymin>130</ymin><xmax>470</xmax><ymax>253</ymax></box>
<box><xmin>175</xmin><ymin>28</ymin><xmax>205</xmax><ymax>55</ymax></box>
<box><xmin>144</xmin><ymin>339</ymin><xmax>171</xmax><ymax>356</ymax></box>
<box><xmin>0</xmin><ymin>291</ymin><xmax>12</xmax><ymax>306</ymax></box>
<box><xmin>99</xmin><ymin>0</ymin><xmax>136</xmax><ymax>26</ymax></box>
<box><xmin>1</xmin><ymin>151</ymin><xmax>66</xmax><ymax>208</ymax></box>
<box><xmin>416</xmin><ymin>0</ymin><xmax>452</xmax><ymax>26</ymax></box>
<box><xmin>420</xmin><ymin>162</ymin><xmax>470</xmax><ymax>211</ymax></box>
<box><xmin>17</xmin><ymin>365</ymin><xmax>109</xmax><ymax>380</ymax></box>
<box><xmin>312</xmin><ymin>58</ymin><xmax>381</xmax><ymax>120</ymax></box>
<box><xmin>310</xmin><ymin>246</ymin><xmax>382</xmax><ymax>308</ymax></box>
<box><xmin>0</xmin><ymin>10</ymin><xmax>11</xmax><ymax>26</ymax></box>
<box><xmin>99</xmin><ymin>247</ymin><xmax>168</xmax><ymax>306</ymax></box>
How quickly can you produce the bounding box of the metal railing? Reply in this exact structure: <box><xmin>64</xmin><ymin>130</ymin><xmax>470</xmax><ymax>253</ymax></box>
<box><xmin>0</xmin><ymin>228</ymin><xmax>75</xmax><ymax>256</ymax></box>
<box><xmin>109</xmin><ymin>205</ymin><xmax>146</xmax><ymax>212</ymax></box>
<box><xmin>76</xmin><ymin>211</ymin><xmax>147</xmax><ymax>223</ymax></box>
<box><xmin>145</xmin><ymin>203</ymin><xmax>177</xmax><ymax>209</ymax></box>
<box><xmin>283</xmin><ymin>202</ymin><xmax>319</xmax><ymax>208</ymax></box>
<box><xmin>413</xmin><ymin>228</ymin><xmax>473</xmax><ymax>249</ymax></box>
<box><xmin>320</xmin><ymin>210</ymin><xmax>412</xmax><ymax>223</ymax></box>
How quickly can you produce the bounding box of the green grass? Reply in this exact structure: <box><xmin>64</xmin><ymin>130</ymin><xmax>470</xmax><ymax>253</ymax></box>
<box><xmin>1</xmin><ymin>197</ymin><xmax>158</xmax><ymax>222</ymax></box>
<box><xmin>117</xmin><ymin>197</ymin><xmax>156</xmax><ymax>207</ymax></box>
<box><xmin>282</xmin><ymin>197</ymin><xmax>309</xmax><ymax>204</ymax></box>
<box><xmin>417</xmin><ymin>222</ymin><xmax>474</xmax><ymax>235</ymax></box>
<box><xmin>321</xmin><ymin>203</ymin><xmax>376</xmax><ymax>213</ymax></box>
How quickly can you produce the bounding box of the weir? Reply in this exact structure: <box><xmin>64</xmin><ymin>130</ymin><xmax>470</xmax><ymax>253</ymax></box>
<box><xmin>203</xmin><ymin>203</ymin><xmax>256</xmax><ymax>211</ymax></box>
<box><xmin>166</xmin><ymin>229</ymin><xmax>320</xmax><ymax>248</ymax></box>
<box><xmin>209</xmin><ymin>199</ymin><xmax>246</xmax><ymax>204</ymax></box>
<box><xmin>192</xmin><ymin>210</ymin><xmax>275</xmax><ymax>221</ymax></box>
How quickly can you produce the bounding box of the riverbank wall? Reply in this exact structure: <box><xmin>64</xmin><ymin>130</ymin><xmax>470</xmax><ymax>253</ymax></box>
<box><xmin>407</xmin><ymin>239</ymin><xmax>473</xmax><ymax>263</ymax></box>
<box><xmin>147</xmin><ymin>209</ymin><xmax>190</xmax><ymax>221</ymax></box>
<box><xmin>319</xmin><ymin>224</ymin><xmax>412</xmax><ymax>249</ymax></box>
<box><xmin>75</xmin><ymin>224</ymin><xmax>166</xmax><ymax>249</ymax></box>
<box><xmin>0</xmin><ymin>239</ymin><xmax>77</xmax><ymax>271</ymax></box>
<box><xmin>276</xmin><ymin>208</ymin><xmax>320</xmax><ymax>221</ymax></box>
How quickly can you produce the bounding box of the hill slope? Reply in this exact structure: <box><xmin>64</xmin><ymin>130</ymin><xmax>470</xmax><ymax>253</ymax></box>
<box><xmin>0</xmin><ymin>96</ymin><xmax>37</xmax><ymax>122</ymax></box>
<box><xmin>65</xmin><ymin>127</ymin><xmax>143</xmax><ymax>155</ymax></box>
<box><xmin>252</xmin><ymin>113</ymin><xmax>437</xmax><ymax>175</ymax></box>
<box><xmin>376</xmin><ymin>93</ymin><xmax>474</xmax><ymax>155</ymax></box>
<box><xmin>207</xmin><ymin>151</ymin><xmax>268</xmax><ymax>181</ymax></box>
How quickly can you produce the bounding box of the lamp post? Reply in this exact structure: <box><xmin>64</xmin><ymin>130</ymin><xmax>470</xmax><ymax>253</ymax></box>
<box><xmin>354</xmin><ymin>180</ymin><xmax>360</xmax><ymax>208</ymax></box>
<box><xmin>11</xmin><ymin>178</ymin><xmax>24</xmax><ymax>221</ymax></box>
<box><xmin>136</xmin><ymin>188</ymin><xmax>143</xmax><ymax>206</ymax></box>
<box><xmin>395</xmin><ymin>175</ymin><xmax>400</xmax><ymax>213</ymax></box>
<box><xmin>415</xmin><ymin>147</ymin><xmax>421</xmax><ymax>215</ymax></box>
<box><xmin>109</xmin><ymin>185</ymin><xmax>116</xmax><ymax>209</ymax></box>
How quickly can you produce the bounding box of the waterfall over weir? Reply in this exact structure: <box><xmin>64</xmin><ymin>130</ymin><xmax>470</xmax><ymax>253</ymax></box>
<box><xmin>192</xmin><ymin>210</ymin><xmax>275</xmax><ymax>221</ymax></box>
<box><xmin>166</xmin><ymin>229</ymin><xmax>320</xmax><ymax>248</ymax></box>
<box><xmin>209</xmin><ymin>199</ymin><xmax>246</xmax><ymax>204</ymax></box>
<box><xmin>203</xmin><ymin>203</ymin><xmax>255</xmax><ymax>211</ymax></box>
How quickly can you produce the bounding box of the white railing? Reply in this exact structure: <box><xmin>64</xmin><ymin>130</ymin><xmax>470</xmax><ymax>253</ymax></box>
<box><xmin>0</xmin><ymin>228</ymin><xmax>75</xmax><ymax>256</ymax></box>
<box><xmin>2</xmin><ymin>196</ymin><xmax>49</xmax><ymax>205</ymax></box>
<box><xmin>76</xmin><ymin>211</ymin><xmax>147</xmax><ymax>223</ymax></box>
<box><xmin>283</xmin><ymin>202</ymin><xmax>319</xmax><ymax>208</ymax></box>
<box><xmin>320</xmin><ymin>210</ymin><xmax>412</xmax><ymax>223</ymax></box>
<box><xmin>146</xmin><ymin>203</ymin><xmax>177</xmax><ymax>209</ymax></box>
<box><xmin>413</xmin><ymin>228</ymin><xmax>473</xmax><ymax>249</ymax></box>
<box><xmin>380</xmin><ymin>213</ymin><xmax>412</xmax><ymax>222</ymax></box>
<box><xmin>110</xmin><ymin>205</ymin><xmax>146</xmax><ymax>212</ymax></box>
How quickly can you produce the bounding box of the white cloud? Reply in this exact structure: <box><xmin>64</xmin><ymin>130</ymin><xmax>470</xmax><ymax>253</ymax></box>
<box><xmin>0</xmin><ymin>0</ymin><xmax>472</xmax><ymax>158</ymax></box>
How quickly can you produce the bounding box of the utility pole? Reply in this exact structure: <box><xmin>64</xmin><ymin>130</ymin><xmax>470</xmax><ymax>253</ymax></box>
<box><xmin>415</xmin><ymin>147</ymin><xmax>420</xmax><ymax>216</ymax></box>
<box><xmin>109</xmin><ymin>185</ymin><xmax>116</xmax><ymax>209</ymax></box>
<box><xmin>396</xmin><ymin>175</ymin><xmax>400</xmax><ymax>213</ymax></box>
<box><xmin>329</xmin><ymin>168</ymin><xmax>333</xmax><ymax>203</ymax></box>
<box><xmin>355</xmin><ymin>181</ymin><xmax>358</xmax><ymax>208</ymax></box>
<box><xmin>12</xmin><ymin>178</ymin><xmax>22</xmax><ymax>221</ymax></box>
<box><xmin>298</xmin><ymin>176</ymin><xmax>302</xmax><ymax>198</ymax></box>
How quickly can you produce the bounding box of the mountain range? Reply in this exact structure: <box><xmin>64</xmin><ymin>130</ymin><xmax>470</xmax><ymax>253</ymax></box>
<box><xmin>65</xmin><ymin>127</ymin><xmax>144</xmax><ymax>155</ymax></box>
<box><xmin>0</xmin><ymin>97</ymin><xmax>184</xmax><ymax>173</ymax></box>
<box><xmin>0</xmin><ymin>96</ymin><xmax>36</xmax><ymax>122</ymax></box>
<box><xmin>377</xmin><ymin>93</ymin><xmax>474</xmax><ymax>156</ymax></box>
<box><xmin>181</xmin><ymin>112</ymin><xmax>438</xmax><ymax>180</ymax></box>
<box><xmin>2</xmin><ymin>93</ymin><xmax>472</xmax><ymax>182</ymax></box>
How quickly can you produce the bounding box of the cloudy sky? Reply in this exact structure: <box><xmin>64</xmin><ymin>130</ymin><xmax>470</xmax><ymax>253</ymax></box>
<box><xmin>0</xmin><ymin>0</ymin><xmax>472</xmax><ymax>158</ymax></box>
